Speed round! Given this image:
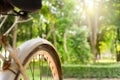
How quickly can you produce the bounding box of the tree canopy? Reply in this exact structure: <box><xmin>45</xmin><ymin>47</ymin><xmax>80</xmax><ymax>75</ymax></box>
<box><xmin>0</xmin><ymin>0</ymin><xmax>120</xmax><ymax>64</ymax></box>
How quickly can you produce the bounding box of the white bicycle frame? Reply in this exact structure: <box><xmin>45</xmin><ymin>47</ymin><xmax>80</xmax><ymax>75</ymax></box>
<box><xmin>0</xmin><ymin>15</ymin><xmax>57</xmax><ymax>80</ymax></box>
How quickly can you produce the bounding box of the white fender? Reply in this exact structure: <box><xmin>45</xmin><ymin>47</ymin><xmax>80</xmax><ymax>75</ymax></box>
<box><xmin>0</xmin><ymin>70</ymin><xmax>16</xmax><ymax>80</ymax></box>
<box><xmin>18</xmin><ymin>38</ymin><xmax>55</xmax><ymax>63</ymax></box>
<box><xmin>0</xmin><ymin>38</ymin><xmax>55</xmax><ymax>80</ymax></box>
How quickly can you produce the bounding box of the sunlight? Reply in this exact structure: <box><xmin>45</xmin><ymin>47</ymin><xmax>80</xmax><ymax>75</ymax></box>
<box><xmin>85</xmin><ymin>0</ymin><xmax>94</xmax><ymax>11</ymax></box>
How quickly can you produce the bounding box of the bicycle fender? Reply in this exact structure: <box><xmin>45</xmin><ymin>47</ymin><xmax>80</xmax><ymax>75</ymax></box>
<box><xmin>17</xmin><ymin>38</ymin><xmax>57</xmax><ymax>64</ymax></box>
<box><xmin>0</xmin><ymin>70</ymin><xmax>16</xmax><ymax>80</ymax></box>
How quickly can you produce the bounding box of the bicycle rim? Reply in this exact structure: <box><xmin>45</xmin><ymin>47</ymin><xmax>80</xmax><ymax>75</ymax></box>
<box><xmin>15</xmin><ymin>44</ymin><xmax>62</xmax><ymax>80</ymax></box>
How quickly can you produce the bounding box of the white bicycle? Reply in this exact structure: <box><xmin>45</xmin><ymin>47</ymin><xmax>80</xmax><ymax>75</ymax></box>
<box><xmin>0</xmin><ymin>0</ymin><xmax>63</xmax><ymax>80</ymax></box>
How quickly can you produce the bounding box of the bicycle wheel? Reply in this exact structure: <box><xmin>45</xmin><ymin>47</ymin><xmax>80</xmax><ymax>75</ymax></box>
<box><xmin>14</xmin><ymin>39</ymin><xmax>63</xmax><ymax>80</ymax></box>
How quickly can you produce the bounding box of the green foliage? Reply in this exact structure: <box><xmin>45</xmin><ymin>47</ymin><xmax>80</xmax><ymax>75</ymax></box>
<box><xmin>16</xmin><ymin>0</ymin><xmax>119</xmax><ymax>63</ymax></box>
<box><xmin>0</xmin><ymin>16</ymin><xmax>14</xmax><ymax>45</ymax></box>
<box><xmin>66</xmin><ymin>26</ymin><xmax>92</xmax><ymax>64</ymax></box>
<box><xmin>0</xmin><ymin>16</ymin><xmax>13</xmax><ymax>33</ymax></box>
<box><xmin>62</xmin><ymin>63</ymin><xmax>120</xmax><ymax>78</ymax></box>
<box><xmin>1</xmin><ymin>0</ymin><xmax>119</xmax><ymax>64</ymax></box>
<box><xmin>98</xmin><ymin>25</ymin><xmax>117</xmax><ymax>53</ymax></box>
<box><xmin>17</xmin><ymin>21</ymin><xmax>33</xmax><ymax>41</ymax></box>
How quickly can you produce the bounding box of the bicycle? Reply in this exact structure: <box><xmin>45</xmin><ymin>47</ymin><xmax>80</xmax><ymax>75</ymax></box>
<box><xmin>0</xmin><ymin>1</ymin><xmax>63</xmax><ymax>80</ymax></box>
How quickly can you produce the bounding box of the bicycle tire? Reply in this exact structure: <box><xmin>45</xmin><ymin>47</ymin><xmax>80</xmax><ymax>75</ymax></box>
<box><xmin>15</xmin><ymin>38</ymin><xmax>63</xmax><ymax>80</ymax></box>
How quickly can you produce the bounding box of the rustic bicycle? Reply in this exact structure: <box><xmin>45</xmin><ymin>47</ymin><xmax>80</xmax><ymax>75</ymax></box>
<box><xmin>0</xmin><ymin>0</ymin><xmax>63</xmax><ymax>80</ymax></box>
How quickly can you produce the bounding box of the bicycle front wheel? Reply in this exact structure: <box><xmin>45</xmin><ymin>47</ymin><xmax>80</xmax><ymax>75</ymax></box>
<box><xmin>15</xmin><ymin>38</ymin><xmax>63</xmax><ymax>80</ymax></box>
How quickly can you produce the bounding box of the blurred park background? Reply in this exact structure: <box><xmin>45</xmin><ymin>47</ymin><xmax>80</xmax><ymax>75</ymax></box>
<box><xmin>1</xmin><ymin>0</ymin><xmax>120</xmax><ymax>79</ymax></box>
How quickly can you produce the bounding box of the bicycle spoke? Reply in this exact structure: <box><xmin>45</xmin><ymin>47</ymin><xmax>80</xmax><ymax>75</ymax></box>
<box><xmin>32</xmin><ymin>58</ymin><xmax>35</xmax><ymax>80</ymax></box>
<box><xmin>46</xmin><ymin>66</ymin><xmax>49</xmax><ymax>80</ymax></box>
<box><xmin>21</xmin><ymin>54</ymin><xmax>56</xmax><ymax>80</ymax></box>
<box><xmin>39</xmin><ymin>54</ymin><xmax>42</xmax><ymax>80</ymax></box>
<box><xmin>29</xmin><ymin>62</ymin><xmax>33</xmax><ymax>79</ymax></box>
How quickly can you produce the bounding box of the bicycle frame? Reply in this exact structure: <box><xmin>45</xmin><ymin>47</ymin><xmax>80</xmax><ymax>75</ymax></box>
<box><xmin>0</xmin><ymin>15</ymin><xmax>33</xmax><ymax>80</ymax></box>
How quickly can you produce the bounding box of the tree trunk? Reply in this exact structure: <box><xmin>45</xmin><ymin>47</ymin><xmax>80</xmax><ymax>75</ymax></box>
<box><xmin>46</xmin><ymin>24</ymin><xmax>54</xmax><ymax>39</ymax></box>
<box><xmin>84</xmin><ymin>0</ymin><xmax>99</xmax><ymax>62</ymax></box>
<box><xmin>116</xmin><ymin>53</ymin><xmax>120</xmax><ymax>62</ymax></box>
<box><xmin>52</xmin><ymin>24</ymin><xmax>57</xmax><ymax>47</ymax></box>
<box><xmin>63</xmin><ymin>30</ymin><xmax>68</xmax><ymax>53</ymax></box>
<box><xmin>86</xmin><ymin>14</ymin><xmax>97</xmax><ymax>62</ymax></box>
<box><xmin>116</xmin><ymin>29</ymin><xmax>120</xmax><ymax>62</ymax></box>
<box><xmin>12</xmin><ymin>24</ymin><xmax>18</xmax><ymax>49</ymax></box>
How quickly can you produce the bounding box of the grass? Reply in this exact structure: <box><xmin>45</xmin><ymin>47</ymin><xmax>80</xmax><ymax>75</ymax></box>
<box><xmin>96</xmin><ymin>58</ymin><xmax>116</xmax><ymax>63</ymax></box>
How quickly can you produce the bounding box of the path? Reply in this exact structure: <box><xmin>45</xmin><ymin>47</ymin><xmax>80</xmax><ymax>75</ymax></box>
<box><xmin>64</xmin><ymin>78</ymin><xmax>120</xmax><ymax>80</ymax></box>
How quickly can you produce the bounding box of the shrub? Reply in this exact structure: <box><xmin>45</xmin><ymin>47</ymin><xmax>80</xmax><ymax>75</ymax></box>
<box><xmin>62</xmin><ymin>63</ymin><xmax>120</xmax><ymax>79</ymax></box>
